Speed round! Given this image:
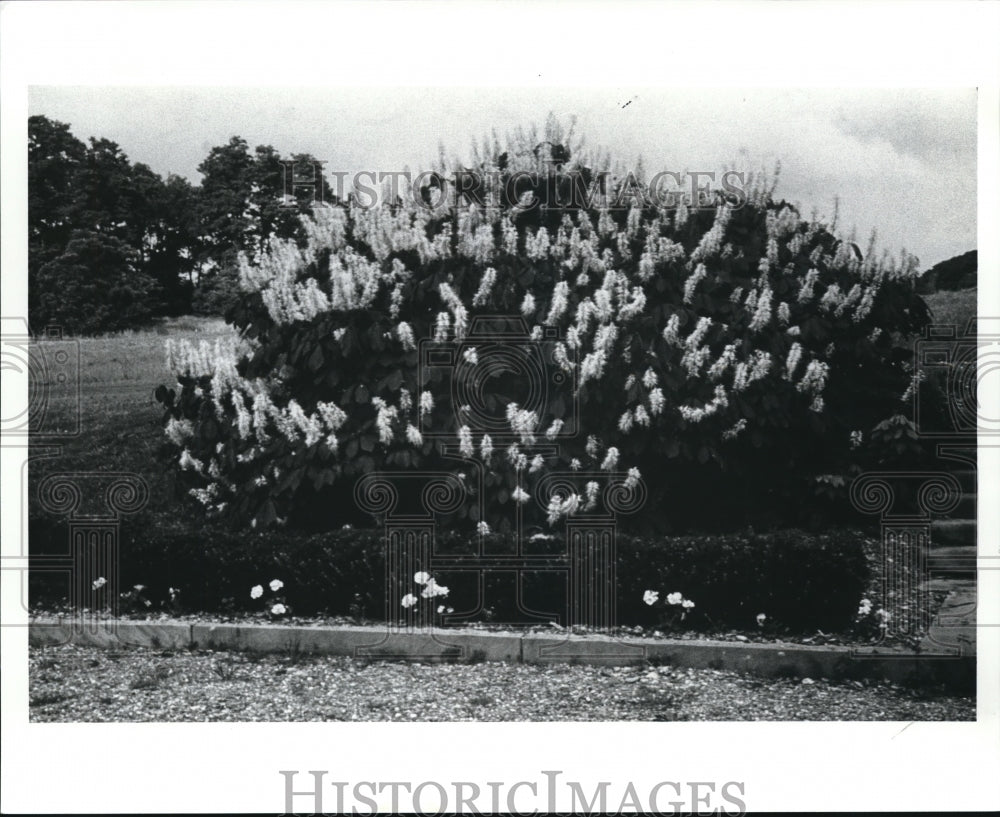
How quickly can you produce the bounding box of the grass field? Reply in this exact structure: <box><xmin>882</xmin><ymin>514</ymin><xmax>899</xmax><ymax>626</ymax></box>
<box><xmin>41</xmin><ymin>315</ymin><xmax>232</xmax><ymax>385</ymax></box>
<box><xmin>923</xmin><ymin>287</ymin><xmax>977</xmax><ymax>331</ymax></box>
<box><xmin>28</xmin><ymin>316</ymin><xmax>236</xmax><ymax>542</ymax></box>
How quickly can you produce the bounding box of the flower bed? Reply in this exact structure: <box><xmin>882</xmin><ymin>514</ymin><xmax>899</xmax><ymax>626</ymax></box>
<box><xmin>31</xmin><ymin>521</ymin><xmax>873</xmax><ymax>635</ymax></box>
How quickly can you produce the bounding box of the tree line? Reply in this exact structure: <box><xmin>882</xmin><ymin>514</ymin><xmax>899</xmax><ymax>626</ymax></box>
<box><xmin>28</xmin><ymin>114</ymin><xmax>333</xmax><ymax>334</ymax></box>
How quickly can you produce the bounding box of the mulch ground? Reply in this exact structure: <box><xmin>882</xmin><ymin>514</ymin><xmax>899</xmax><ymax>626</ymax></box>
<box><xmin>29</xmin><ymin>643</ymin><xmax>974</xmax><ymax>722</ymax></box>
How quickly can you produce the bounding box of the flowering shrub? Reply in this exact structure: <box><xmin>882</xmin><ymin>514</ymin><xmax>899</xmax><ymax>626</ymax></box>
<box><xmin>77</xmin><ymin>575</ymin><xmax>181</xmax><ymax>616</ymax></box>
<box><xmin>400</xmin><ymin>571</ymin><xmax>454</xmax><ymax>627</ymax></box>
<box><xmin>157</xmin><ymin>119</ymin><xmax>931</xmax><ymax>532</ymax></box>
<box><xmin>249</xmin><ymin>577</ymin><xmax>290</xmax><ymax>618</ymax></box>
<box><xmin>20</xmin><ymin>519</ymin><xmax>867</xmax><ymax>632</ymax></box>
<box><xmin>853</xmin><ymin>596</ymin><xmax>892</xmax><ymax>640</ymax></box>
<box><xmin>119</xmin><ymin>583</ymin><xmax>154</xmax><ymax>613</ymax></box>
<box><xmin>642</xmin><ymin>588</ymin><xmax>697</xmax><ymax>631</ymax></box>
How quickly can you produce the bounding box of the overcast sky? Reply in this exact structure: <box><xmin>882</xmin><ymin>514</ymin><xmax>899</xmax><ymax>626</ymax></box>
<box><xmin>30</xmin><ymin>86</ymin><xmax>976</xmax><ymax>270</ymax></box>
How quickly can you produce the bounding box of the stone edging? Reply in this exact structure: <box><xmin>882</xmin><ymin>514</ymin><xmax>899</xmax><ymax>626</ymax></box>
<box><xmin>28</xmin><ymin>620</ymin><xmax>975</xmax><ymax>692</ymax></box>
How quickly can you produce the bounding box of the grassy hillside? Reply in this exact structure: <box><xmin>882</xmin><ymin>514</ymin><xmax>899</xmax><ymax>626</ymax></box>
<box><xmin>923</xmin><ymin>287</ymin><xmax>977</xmax><ymax>333</ymax></box>
<box><xmin>918</xmin><ymin>250</ymin><xmax>977</xmax><ymax>293</ymax></box>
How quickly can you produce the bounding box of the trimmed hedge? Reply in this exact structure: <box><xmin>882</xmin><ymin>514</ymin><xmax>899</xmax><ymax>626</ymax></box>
<box><xmin>30</xmin><ymin>516</ymin><xmax>869</xmax><ymax>633</ymax></box>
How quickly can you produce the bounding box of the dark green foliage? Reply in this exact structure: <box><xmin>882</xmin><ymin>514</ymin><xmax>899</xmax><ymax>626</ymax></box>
<box><xmin>917</xmin><ymin>250</ymin><xmax>976</xmax><ymax>294</ymax></box>
<box><xmin>29</xmin><ymin>519</ymin><xmax>870</xmax><ymax>633</ymax></box>
<box><xmin>142</xmin><ymin>172</ymin><xmax>200</xmax><ymax>316</ymax></box>
<box><xmin>28</xmin><ymin>114</ymin><xmax>332</xmax><ymax>331</ymax></box>
<box><xmin>34</xmin><ymin>230</ymin><xmax>158</xmax><ymax>335</ymax></box>
<box><xmin>614</xmin><ymin>528</ymin><xmax>870</xmax><ymax>632</ymax></box>
<box><xmin>29</xmin><ymin>115</ymin><xmax>196</xmax><ymax>331</ymax></box>
<box><xmin>192</xmin><ymin>137</ymin><xmax>333</xmax><ymax>315</ymax></box>
<box><xmin>28</xmin><ymin>115</ymin><xmax>88</xmax><ymax>277</ymax></box>
<box><xmin>162</xmin><ymin>151</ymin><xmax>934</xmax><ymax>533</ymax></box>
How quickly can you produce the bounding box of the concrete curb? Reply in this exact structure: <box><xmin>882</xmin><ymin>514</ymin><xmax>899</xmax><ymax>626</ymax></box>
<box><xmin>30</xmin><ymin>621</ymin><xmax>193</xmax><ymax>650</ymax></box>
<box><xmin>29</xmin><ymin>620</ymin><xmax>975</xmax><ymax>692</ymax></box>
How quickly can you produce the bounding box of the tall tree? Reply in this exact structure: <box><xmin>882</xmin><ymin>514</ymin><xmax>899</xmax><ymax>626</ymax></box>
<box><xmin>195</xmin><ymin>136</ymin><xmax>255</xmax><ymax>267</ymax></box>
<box><xmin>193</xmin><ymin>137</ymin><xmax>334</xmax><ymax>315</ymax></box>
<box><xmin>191</xmin><ymin>136</ymin><xmax>255</xmax><ymax>314</ymax></box>
<box><xmin>34</xmin><ymin>230</ymin><xmax>158</xmax><ymax>335</ymax></box>
<box><xmin>69</xmin><ymin>137</ymin><xmax>142</xmax><ymax>244</ymax></box>
<box><xmin>28</xmin><ymin>115</ymin><xmax>87</xmax><ymax>280</ymax></box>
<box><xmin>29</xmin><ymin>115</ymin><xmax>199</xmax><ymax>328</ymax></box>
<box><xmin>250</xmin><ymin>146</ymin><xmax>334</xmax><ymax>252</ymax></box>
<box><xmin>139</xmin><ymin>171</ymin><xmax>200</xmax><ymax>315</ymax></box>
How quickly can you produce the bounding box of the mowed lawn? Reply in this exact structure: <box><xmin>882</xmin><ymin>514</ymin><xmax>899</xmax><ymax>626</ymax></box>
<box><xmin>922</xmin><ymin>287</ymin><xmax>977</xmax><ymax>332</ymax></box>
<box><xmin>29</xmin><ymin>316</ymin><xmax>236</xmax><ymax>525</ymax></box>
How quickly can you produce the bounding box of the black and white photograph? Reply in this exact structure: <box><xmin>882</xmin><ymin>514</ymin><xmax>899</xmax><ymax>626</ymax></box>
<box><xmin>2</xmin><ymin>2</ymin><xmax>998</xmax><ymax>815</ymax></box>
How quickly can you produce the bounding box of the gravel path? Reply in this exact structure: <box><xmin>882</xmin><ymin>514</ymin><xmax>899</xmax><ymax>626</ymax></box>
<box><xmin>30</xmin><ymin>644</ymin><xmax>973</xmax><ymax>722</ymax></box>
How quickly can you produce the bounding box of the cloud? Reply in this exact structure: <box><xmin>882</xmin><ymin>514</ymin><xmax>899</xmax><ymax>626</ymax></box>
<box><xmin>28</xmin><ymin>86</ymin><xmax>977</xmax><ymax>269</ymax></box>
<box><xmin>831</xmin><ymin>89</ymin><xmax>976</xmax><ymax>164</ymax></box>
